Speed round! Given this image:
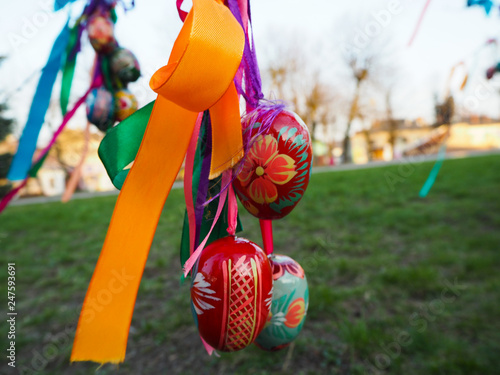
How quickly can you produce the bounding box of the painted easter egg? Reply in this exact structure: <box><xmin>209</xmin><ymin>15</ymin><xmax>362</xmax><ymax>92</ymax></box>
<box><xmin>86</xmin><ymin>87</ymin><xmax>115</xmax><ymax>131</ymax></box>
<box><xmin>255</xmin><ymin>254</ymin><xmax>309</xmax><ymax>351</ymax></box>
<box><xmin>114</xmin><ymin>89</ymin><xmax>138</xmax><ymax>122</ymax></box>
<box><xmin>110</xmin><ymin>48</ymin><xmax>141</xmax><ymax>83</ymax></box>
<box><xmin>191</xmin><ymin>236</ymin><xmax>273</xmax><ymax>352</ymax></box>
<box><xmin>87</xmin><ymin>14</ymin><xmax>117</xmax><ymax>54</ymax></box>
<box><xmin>233</xmin><ymin>110</ymin><xmax>312</xmax><ymax>220</ymax></box>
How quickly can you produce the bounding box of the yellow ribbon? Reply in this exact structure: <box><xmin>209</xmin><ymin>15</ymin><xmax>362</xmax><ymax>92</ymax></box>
<box><xmin>71</xmin><ymin>0</ymin><xmax>244</xmax><ymax>363</ymax></box>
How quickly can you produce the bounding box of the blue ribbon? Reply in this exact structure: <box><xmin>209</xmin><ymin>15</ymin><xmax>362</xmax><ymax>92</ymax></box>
<box><xmin>54</xmin><ymin>0</ymin><xmax>78</xmax><ymax>11</ymax></box>
<box><xmin>8</xmin><ymin>22</ymin><xmax>70</xmax><ymax>181</ymax></box>
<box><xmin>419</xmin><ymin>142</ymin><xmax>447</xmax><ymax>198</ymax></box>
<box><xmin>467</xmin><ymin>0</ymin><xmax>494</xmax><ymax>15</ymax></box>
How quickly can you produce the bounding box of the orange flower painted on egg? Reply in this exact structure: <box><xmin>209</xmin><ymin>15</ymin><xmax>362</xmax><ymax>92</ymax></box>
<box><xmin>284</xmin><ymin>298</ymin><xmax>306</xmax><ymax>328</ymax></box>
<box><xmin>238</xmin><ymin>135</ymin><xmax>297</xmax><ymax>204</ymax></box>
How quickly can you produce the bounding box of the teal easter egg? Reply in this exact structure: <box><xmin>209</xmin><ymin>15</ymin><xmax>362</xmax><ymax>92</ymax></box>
<box><xmin>254</xmin><ymin>254</ymin><xmax>309</xmax><ymax>351</ymax></box>
<box><xmin>86</xmin><ymin>87</ymin><xmax>115</xmax><ymax>131</ymax></box>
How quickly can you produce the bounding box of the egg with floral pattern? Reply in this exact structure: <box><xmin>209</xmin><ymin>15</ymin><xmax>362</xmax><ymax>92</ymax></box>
<box><xmin>255</xmin><ymin>254</ymin><xmax>309</xmax><ymax>351</ymax></box>
<box><xmin>190</xmin><ymin>236</ymin><xmax>273</xmax><ymax>352</ymax></box>
<box><xmin>233</xmin><ymin>110</ymin><xmax>312</xmax><ymax>220</ymax></box>
<box><xmin>114</xmin><ymin>89</ymin><xmax>138</xmax><ymax>122</ymax></box>
<box><xmin>110</xmin><ymin>48</ymin><xmax>141</xmax><ymax>83</ymax></box>
<box><xmin>87</xmin><ymin>14</ymin><xmax>117</xmax><ymax>54</ymax></box>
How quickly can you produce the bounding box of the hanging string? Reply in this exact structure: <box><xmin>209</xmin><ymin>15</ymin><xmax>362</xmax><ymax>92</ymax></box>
<box><xmin>407</xmin><ymin>0</ymin><xmax>433</xmax><ymax>47</ymax></box>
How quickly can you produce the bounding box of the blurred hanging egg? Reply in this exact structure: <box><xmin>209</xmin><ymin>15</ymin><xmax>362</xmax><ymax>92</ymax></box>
<box><xmin>255</xmin><ymin>254</ymin><xmax>309</xmax><ymax>351</ymax></box>
<box><xmin>114</xmin><ymin>89</ymin><xmax>138</xmax><ymax>122</ymax></box>
<box><xmin>486</xmin><ymin>63</ymin><xmax>500</xmax><ymax>80</ymax></box>
<box><xmin>87</xmin><ymin>14</ymin><xmax>117</xmax><ymax>54</ymax></box>
<box><xmin>233</xmin><ymin>110</ymin><xmax>313</xmax><ymax>220</ymax></box>
<box><xmin>191</xmin><ymin>236</ymin><xmax>273</xmax><ymax>352</ymax></box>
<box><xmin>86</xmin><ymin>87</ymin><xmax>115</xmax><ymax>132</ymax></box>
<box><xmin>110</xmin><ymin>48</ymin><xmax>141</xmax><ymax>83</ymax></box>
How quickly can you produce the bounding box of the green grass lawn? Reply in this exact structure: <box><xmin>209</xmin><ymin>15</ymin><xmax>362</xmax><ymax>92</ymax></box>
<box><xmin>1</xmin><ymin>154</ymin><xmax>500</xmax><ymax>375</ymax></box>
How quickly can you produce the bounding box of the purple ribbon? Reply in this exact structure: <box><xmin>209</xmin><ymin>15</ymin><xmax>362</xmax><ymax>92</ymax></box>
<box><xmin>227</xmin><ymin>0</ymin><xmax>264</xmax><ymax>108</ymax></box>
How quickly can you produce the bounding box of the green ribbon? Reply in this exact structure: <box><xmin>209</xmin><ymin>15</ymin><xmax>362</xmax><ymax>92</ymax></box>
<box><xmin>28</xmin><ymin>153</ymin><xmax>48</xmax><ymax>178</ymax></box>
<box><xmin>98</xmin><ymin>101</ymin><xmax>154</xmax><ymax>189</ymax></box>
<box><xmin>419</xmin><ymin>142</ymin><xmax>447</xmax><ymax>198</ymax></box>
<box><xmin>110</xmin><ymin>8</ymin><xmax>118</xmax><ymax>23</ymax></box>
<box><xmin>60</xmin><ymin>23</ymin><xmax>80</xmax><ymax>115</ymax></box>
<box><xmin>101</xmin><ymin>55</ymin><xmax>116</xmax><ymax>92</ymax></box>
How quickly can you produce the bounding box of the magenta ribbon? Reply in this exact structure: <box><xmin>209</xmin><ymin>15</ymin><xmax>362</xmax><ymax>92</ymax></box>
<box><xmin>183</xmin><ymin>170</ymin><xmax>232</xmax><ymax>277</ymax></box>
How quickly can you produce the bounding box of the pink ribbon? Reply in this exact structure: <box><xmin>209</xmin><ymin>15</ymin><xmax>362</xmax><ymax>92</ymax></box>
<box><xmin>227</xmin><ymin>176</ymin><xmax>238</xmax><ymax>236</ymax></box>
<box><xmin>183</xmin><ymin>114</ymin><xmax>203</xmax><ymax>255</ymax></box>
<box><xmin>176</xmin><ymin>0</ymin><xmax>188</xmax><ymax>21</ymax></box>
<box><xmin>183</xmin><ymin>170</ymin><xmax>231</xmax><ymax>276</ymax></box>
<box><xmin>407</xmin><ymin>0</ymin><xmax>433</xmax><ymax>47</ymax></box>
<box><xmin>61</xmin><ymin>122</ymin><xmax>91</xmax><ymax>203</ymax></box>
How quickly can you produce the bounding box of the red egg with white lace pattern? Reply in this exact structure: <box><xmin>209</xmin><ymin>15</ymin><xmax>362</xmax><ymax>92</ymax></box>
<box><xmin>190</xmin><ymin>236</ymin><xmax>273</xmax><ymax>352</ymax></box>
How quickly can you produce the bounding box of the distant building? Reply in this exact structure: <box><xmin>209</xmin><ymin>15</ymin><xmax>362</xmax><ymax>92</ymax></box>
<box><xmin>352</xmin><ymin>119</ymin><xmax>500</xmax><ymax>164</ymax></box>
<box><xmin>34</xmin><ymin>129</ymin><xmax>116</xmax><ymax>196</ymax></box>
<box><xmin>0</xmin><ymin>128</ymin><xmax>117</xmax><ymax>197</ymax></box>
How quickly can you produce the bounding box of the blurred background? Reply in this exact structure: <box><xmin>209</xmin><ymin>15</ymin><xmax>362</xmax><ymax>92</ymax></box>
<box><xmin>1</xmin><ymin>1</ymin><xmax>500</xmax><ymax>375</ymax></box>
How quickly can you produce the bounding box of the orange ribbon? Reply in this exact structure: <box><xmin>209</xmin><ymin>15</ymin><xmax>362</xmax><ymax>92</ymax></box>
<box><xmin>71</xmin><ymin>0</ymin><xmax>244</xmax><ymax>363</ymax></box>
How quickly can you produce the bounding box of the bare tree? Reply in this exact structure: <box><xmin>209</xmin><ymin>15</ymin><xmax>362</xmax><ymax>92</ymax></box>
<box><xmin>335</xmin><ymin>13</ymin><xmax>398</xmax><ymax>163</ymax></box>
<box><xmin>386</xmin><ymin>88</ymin><xmax>399</xmax><ymax>159</ymax></box>
<box><xmin>434</xmin><ymin>95</ymin><xmax>455</xmax><ymax>126</ymax></box>
<box><xmin>263</xmin><ymin>36</ymin><xmax>337</xmax><ymax>149</ymax></box>
<box><xmin>341</xmin><ymin>58</ymin><xmax>368</xmax><ymax>163</ymax></box>
<box><xmin>292</xmin><ymin>73</ymin><xmax>336</xmax><ymax>144</ymax></box>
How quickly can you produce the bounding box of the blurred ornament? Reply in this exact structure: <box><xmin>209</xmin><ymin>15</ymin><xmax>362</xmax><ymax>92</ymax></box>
<box><xmin>114</xmin><ymin>89</ymin><xmax>138</xmax><ymax>122</ymax></box>
<box><xmin>191</xmin><ymin>236</ymin><xmax>273</xmax><ymax>352</ymax></box>
<box><xmin>255</xmin><ymin>254</ymin><xmax>309</xmax><ymax>351</ymax></box>
<box><xmin>234</xmin><ymin>110</ymin><xmax>313</xmax><ymax>220</ymax></box>
<box><xmin>110</xmin><ymin>48</ymin><xmax>141</xmax><ymax>83</ymax></box>
<box><xmin>86</xmin><ymin>87</ymin><xmax>115</xmax><ymax>131</ymax></box>
<box><xmin>486</xmin><ymin>63</ymin><xmax>500</xmax><ymax>79</ymax></box>
<box><xmin>87</xmin><ymin>14</ymin><xmax>117</xmax><ymax>54</ymax></box>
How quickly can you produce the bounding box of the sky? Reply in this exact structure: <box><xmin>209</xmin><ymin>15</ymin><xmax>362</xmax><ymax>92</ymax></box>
<box><xmin>0</xmin><ymin>0</ymin><xmax>500</xmax><ymax>144</ymax></box>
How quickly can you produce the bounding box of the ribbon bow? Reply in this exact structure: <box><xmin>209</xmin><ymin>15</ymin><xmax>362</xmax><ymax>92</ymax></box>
<box><xmin>71</xmin><ymin>0</ymin><xmax>245</xmax><ymax>363</ymax></box>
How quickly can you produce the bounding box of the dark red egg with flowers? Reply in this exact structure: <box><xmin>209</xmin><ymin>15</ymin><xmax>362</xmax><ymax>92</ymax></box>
<box><xmin>233</xmin><ymin>110</ymin><xmax>312</xmax><ymax>220</ymax></box>
<box><xmin>190</xmin><ymin>236</ymin><xmax>273</xmax><ymax>352</ymax></box>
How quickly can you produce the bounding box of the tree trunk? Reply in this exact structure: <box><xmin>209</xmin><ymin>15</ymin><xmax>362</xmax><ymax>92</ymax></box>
<box><xmin>341</xmin><ymin>80</ymin><xmax>362</xmax><ymax>164</ymax></box>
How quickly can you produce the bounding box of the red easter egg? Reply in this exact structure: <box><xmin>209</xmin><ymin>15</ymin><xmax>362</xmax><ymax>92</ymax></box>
<box><xmin>191</xmin><ymin>236</ymin><xmax>273</xmax><ymax>352</ymax></box>
<box><xmin>87</xmin><ymin>14</ymin><xmax>117</xmax><ymax>54</ymax></box>
<box><xmin>233</xmin><ymin>110</ymin><xmax>313</xmax><ymax>220</ymax></box>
